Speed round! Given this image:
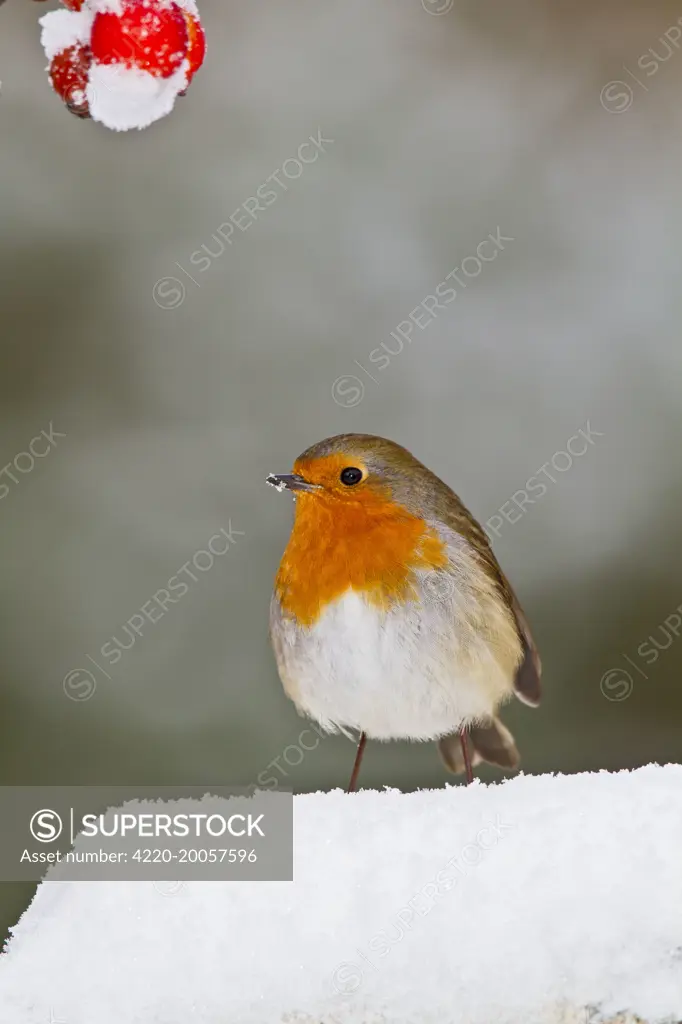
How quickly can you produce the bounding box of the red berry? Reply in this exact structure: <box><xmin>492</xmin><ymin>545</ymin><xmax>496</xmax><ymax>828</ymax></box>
<box><xmin>49</xmin><ymin>44</ymin><xmax>91</xmax><ymax>117</ymax></box>
<box><xmin>61</xmin><ymin>0</ymin><xmax>85</xmax><ymax>10</ymax></box>
<box><xmin>91</xmin><ymin>0</ymin><xmax>189</xmax><ymax>79</ymax></box>
<box><xmin>183</xmin><ymin>11</ymin><xmax>205</xmax><ymax>82</ymax></box>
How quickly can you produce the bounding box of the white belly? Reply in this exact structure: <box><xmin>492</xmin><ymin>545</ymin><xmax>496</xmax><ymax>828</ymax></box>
<box><xmin>271</xmin><ymin>587</ymin><xmax>516</xmax><ymax>741</ymax></box>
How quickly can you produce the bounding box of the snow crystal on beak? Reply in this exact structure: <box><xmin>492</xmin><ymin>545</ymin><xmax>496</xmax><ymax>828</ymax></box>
<box><xmin>266</xmin><ymin>474</ymin><xmax>289</xmax><ymax>493</ymax></box>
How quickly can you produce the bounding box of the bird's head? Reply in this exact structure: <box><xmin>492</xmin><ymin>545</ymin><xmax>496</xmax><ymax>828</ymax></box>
<box><xmin>267</xmin><ymin>433</ymin><xmax>442</xmax><ymax>518</ymax></box>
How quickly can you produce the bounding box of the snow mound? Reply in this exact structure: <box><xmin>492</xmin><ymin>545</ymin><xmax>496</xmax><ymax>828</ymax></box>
<box><xmin>1</xmin><ymin>766</ymin><xmax>681</xmax><ymax>1024</ymax></box>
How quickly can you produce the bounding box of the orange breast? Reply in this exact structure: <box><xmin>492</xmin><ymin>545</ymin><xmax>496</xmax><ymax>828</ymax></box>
<box><xmin>275</xmin><ymin>494</ymin><xmax>448</xmax><ymax>626</ymax></box>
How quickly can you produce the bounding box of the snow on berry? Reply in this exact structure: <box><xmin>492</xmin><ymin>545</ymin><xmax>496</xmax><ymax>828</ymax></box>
<box><xmin>39</xmin><ymin>0</ymin><xmax>205</xmax><ymax>131</ymax></box>
<box><xmin>41</xmin><ymin>6</ymin><xmax>94</xmax><ymax>61</ymax></box>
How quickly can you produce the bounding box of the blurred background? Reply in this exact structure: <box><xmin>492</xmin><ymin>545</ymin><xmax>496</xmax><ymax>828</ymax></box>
<box><xmin>0</xmin><ymin>0</ymin><xmax>681</xmax><ymax>945</ymax></box>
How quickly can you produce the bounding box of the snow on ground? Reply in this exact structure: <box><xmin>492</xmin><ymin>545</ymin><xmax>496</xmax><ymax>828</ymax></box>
<box><xmin>0</xmin><ymin>765</ymin><xmax>681</xmax><ymax>1024</ymax></box>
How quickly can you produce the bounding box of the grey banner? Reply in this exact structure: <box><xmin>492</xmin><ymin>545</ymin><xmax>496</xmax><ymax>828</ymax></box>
<box><xmin>0</xmin><ymin>787</ymin><xmax>292</xmax><ymax>881</ymax></box>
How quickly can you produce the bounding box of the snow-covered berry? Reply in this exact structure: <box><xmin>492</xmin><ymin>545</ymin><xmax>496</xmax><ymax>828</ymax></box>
<box><xmin>90</xmin><ymin>0</ymin><xmax>189</xmax><ymax>79</ymax></box>
<box><xmin>40</xmin><ymin>0</ymin><xmax>206</xmax><ymax>130</ymax></box>
<box><xmin>48</xmin><ymin>42</ymin><xmax>91</xmax><ymax>118</ymax></box>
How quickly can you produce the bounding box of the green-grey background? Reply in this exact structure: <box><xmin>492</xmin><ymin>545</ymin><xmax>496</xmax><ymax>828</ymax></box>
<box><xmin>0</xmin><ymin>0</ymin><xmax>680</xmax><ymax>946</ymax></box>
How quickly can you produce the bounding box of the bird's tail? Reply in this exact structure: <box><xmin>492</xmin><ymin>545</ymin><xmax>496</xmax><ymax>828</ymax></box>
<box><xmin>437</xmin><ymin>717</ymin><xmax>520</xmax><ymax>775</ymax></box>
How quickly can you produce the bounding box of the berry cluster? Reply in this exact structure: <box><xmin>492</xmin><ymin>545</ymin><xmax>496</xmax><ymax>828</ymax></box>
<box><xmin>42</xmin><ymin>0</ymin><xmax>205</xmax><ymax>128</ymax></box>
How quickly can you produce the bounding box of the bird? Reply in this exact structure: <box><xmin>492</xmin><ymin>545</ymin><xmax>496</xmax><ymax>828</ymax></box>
<box><xmin>267</xmin><ymin>433</ymin><xmax>541</xmax><ymax>791</ymax></box>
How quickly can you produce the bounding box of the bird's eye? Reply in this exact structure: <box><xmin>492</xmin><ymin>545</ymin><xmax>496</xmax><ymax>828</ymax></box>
<box><xmin>340</xmin><ymin>466</ymin><xmax>363</xmax><ymax>486</ymax></box>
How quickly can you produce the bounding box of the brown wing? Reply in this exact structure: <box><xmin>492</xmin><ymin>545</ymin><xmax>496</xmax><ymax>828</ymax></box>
<box><xmin>504</xmin><ymin>581</ymin><xmax>542</xmax><ymax>706</ymax></box>
<box><xmin>441</xmin><ymin>499</ymin><xmax>542</xmax><ymax>707</ymax></box>
<box><xmin>477</xmin><ymin>534</ymin><xmax>542</xmax><ymax>706</ymax></box>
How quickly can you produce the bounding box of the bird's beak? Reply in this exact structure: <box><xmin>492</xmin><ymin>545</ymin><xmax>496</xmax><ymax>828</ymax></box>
<box><xmin>266</xmin><ymin>473</ymin><xmax>319</xmax><ymax>493</ymax></box>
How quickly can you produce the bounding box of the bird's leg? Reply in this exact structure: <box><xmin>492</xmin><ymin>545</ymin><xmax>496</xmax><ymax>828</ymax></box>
<box><xmin>460</xmin><ymin>728</ymin><xmax>474</xmax><ymax>784</ymax></box>
<box><xmin>347</xmin><ymin>732</ymin><xmax>367</xmax><ymax>793</ymax></box>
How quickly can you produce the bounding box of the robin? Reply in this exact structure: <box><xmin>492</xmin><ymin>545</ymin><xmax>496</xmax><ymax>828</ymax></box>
<box><xmin>267</xmin><ymin>434</ymin><xmax>541</xmax><ymax>791</ymax></box>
